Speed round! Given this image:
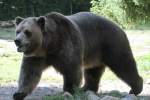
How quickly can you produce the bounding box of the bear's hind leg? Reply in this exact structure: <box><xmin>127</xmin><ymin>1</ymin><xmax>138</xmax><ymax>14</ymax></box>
<box><xmin>82</xmin><ymin>65</ymin><xmax>105</xmax><ymax>92</ymax></box>
<box><xmin>105</xmin><ymin>53</ymin><xmax>143</xmax><ymax>95</ymax></box>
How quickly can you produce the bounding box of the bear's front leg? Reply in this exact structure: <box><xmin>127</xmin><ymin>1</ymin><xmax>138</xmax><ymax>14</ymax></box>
<box><xmin>13</xmin><ymin>57</ymin><xmax>46</xmax><ymax>100</ymax></box>
<box><xmin>62</xmin><ymin>64</ymin><xmax>82</xmax><ymax>94</ymax></box>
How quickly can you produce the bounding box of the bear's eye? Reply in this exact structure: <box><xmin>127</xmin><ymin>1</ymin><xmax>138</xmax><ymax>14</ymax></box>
<box><xmin>16</xmin><ymin>30</ymin><xmax>20</xmax><ymax>35</ymax></box>
<box><xmin>24</xmin><ymin>30</ymin><xmax>32</xmax><ymax>38</ymax></box>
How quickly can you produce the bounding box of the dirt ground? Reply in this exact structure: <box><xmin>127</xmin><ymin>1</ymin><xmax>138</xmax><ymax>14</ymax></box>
<box><xmin>0</xmin><ymin>80</ymin><xmax>150</xmax><ymax>100</ymax></box>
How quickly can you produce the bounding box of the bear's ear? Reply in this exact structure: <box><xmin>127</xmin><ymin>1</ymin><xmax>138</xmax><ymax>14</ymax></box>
<box><xmin>15</xmin><ymin>17</ymin><xmax>24</xmax><ymax>26</ymax></box>
<box><xmin>37</xmin><ymin>16</ymin><xmax>45</xmax><ymax>30</ymax></box>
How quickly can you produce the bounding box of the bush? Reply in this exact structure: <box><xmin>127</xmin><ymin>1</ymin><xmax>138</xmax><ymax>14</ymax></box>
<box><xmin>90</xmin><ymin>0</ymin><xmax>150</xmax><ymax>29</ymax></box>
<box><xmin>91</xmin><ymin>0</ymin><xmax>127</xmax><ymax>28</ymax></box>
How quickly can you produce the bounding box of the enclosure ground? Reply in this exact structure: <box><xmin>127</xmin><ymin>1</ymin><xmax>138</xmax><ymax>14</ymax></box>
<box><xmin>0</xmin><ymin>80</ymin><xmax>150</xmax><ymax>100</ymax></box>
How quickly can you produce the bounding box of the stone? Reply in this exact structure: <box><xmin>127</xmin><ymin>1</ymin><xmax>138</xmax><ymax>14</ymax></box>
<box><xmin>25</xmin><ymin>96</ymin><xmax>42</xmax><ymax>100</ymax></box>
<box><xmin>120</xmin><ymin>92</ymin><xmax>128</xmax><ymax>97</ymax></box>
<box><xmin>121</xmin><ymin>94</ymin><xmax>138</xmax><ymax>100</ymax></box>
<box><xmin>86</xmin><ymin>91</ymin><xmax>100</xmax><ymax>100</ymax></box>
<box><xmin>100</xmin><ymin>96</ymin><xmax>119</xmax><ymax>100</ymax></box>
<box><xmin>63</xmin><ymin>92</ymin><xmax>73</xmax><ymax>100</ymax></box>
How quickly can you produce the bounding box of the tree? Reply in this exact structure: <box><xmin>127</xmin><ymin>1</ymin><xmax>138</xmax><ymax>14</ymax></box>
<box><xmin>91</xmin><ymin>0</ymin><xmax>126</xmax><ymax>27</ymax></box>
<box><xmin>121</xmin><ymin>0</ymin><xmax>150</xmax><ymax>23</ymax></box>
<box><xmin>0</xmin><ymin>0</ymin><xmax>91</xmax><ymax>20</ymax></box>
<box><xmin>91</xmin><ymin>0</ymin><xmax>150</xmax><ymax>28</ymax></box>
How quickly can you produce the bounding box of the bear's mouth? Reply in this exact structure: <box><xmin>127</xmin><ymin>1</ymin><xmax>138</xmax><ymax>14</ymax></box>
<box><xmin>17</xmin><ymin>43</ymin><xmax>30</xmax><ymax>52</ymax></box>
<box><xmin>17</xmin><ymin>45</ymin><xmax>25</xmax><ymax>52</ymax></box>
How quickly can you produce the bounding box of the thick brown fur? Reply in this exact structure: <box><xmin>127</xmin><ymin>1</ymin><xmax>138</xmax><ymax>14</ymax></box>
<box><xmin>14</xmin><ymin>12</ymin><xmax>143</xmax><ymax>100</ymax></box>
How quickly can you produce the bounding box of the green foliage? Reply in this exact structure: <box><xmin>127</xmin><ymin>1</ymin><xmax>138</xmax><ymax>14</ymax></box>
<box><xmin>90</xmin><ymin>0</ymin><xmax>150</xmax><ymax>29</ymax></box>
<box><xmin>122</xmin><ymin>0</ymin><xmax>150</xmax><ymax>23</ymax></box>
<box><xmin>91</xmin><ymin>0</ymin><xmax>127</xmax><ymax>28</ymax></box>
<box><xmin>72</xmin><ymin>88</ymin><xmax>87</xmax><ymax>100</ymax></box>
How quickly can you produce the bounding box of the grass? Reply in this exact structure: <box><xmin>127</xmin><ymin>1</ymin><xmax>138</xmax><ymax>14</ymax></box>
<box><xmin>44</xmin><ymin>95</ymin><xmax>65</xmax><ymax>100</ymax></box>
<box><xmin>0</xmin><ymin>43</ymin><xmax>21</xmax><ymax>83</ymax></box>
<box><xmin>43</xmin><ymin>89</ymin><xmax>88</xmax><ymax>100</ymax></box>
<box><xmin>136</xmin><ymin>54</ymin><xmax>150</xmax><ymax>78</ymax></box>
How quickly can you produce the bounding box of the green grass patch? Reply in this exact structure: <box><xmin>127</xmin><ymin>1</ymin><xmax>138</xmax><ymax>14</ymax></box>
<box><xmin>43</xmin><ymin>89</ymin><xmax>87</xmax><ymax>100</ymax></box>
<box><xmin>0</xmin><ymin>51</ymin><xmax>21</xmax><ymax>83</ymax></box>
<box><xmin>137</xmin><ymin>54</ymin><xmax>150</xmax><ymax>71</ymax></box>
<box><xmin>44</xmin><ymin>95</ymin><xmax>65</xmax><ymax>100</ymax></box>
<box><xmin>136</xmin><ymin>54</ymin><xmax>150</xmax><ymax>79</ymax></box>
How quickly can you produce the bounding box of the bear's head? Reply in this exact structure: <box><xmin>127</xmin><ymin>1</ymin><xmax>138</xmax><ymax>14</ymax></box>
<box><xmin>14</xmin><ymin>12</ymin><xmax>76</xmax><ymax>56</ymax></box>
<box><xmin>14</xmin><ymin>17</ymin><xmax>46</xmax><ymax>55</ymax></box>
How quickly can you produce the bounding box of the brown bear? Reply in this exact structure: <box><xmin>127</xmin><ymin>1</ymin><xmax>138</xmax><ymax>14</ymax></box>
<box><xmin>14</xmin><ymin>12</ymin><xmax>143</xmax><ymax>100</ymax></box>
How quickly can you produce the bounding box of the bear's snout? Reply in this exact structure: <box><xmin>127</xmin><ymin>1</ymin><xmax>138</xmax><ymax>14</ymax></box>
<box><xmin>14</xmin><ymin>39</ymin><xmax>22</xmax><ymax>47</ymax></box>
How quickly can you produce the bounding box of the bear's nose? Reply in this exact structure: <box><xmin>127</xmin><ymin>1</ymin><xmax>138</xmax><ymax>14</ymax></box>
<box><xmin>14</xmin><ymin>39</ymin><xmax>21</xmax><ymax>46</ymax></box>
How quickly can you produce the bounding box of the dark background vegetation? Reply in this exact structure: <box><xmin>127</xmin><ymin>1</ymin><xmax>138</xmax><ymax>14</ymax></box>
<box><xmin>0</xmin><ymin>0</ymin><xmax>150</xmax><ymax>28</ymax></box>
<box><xmin>0</xmin><ymin>0</ymin><xmax>91</xmax><ymax>20</ymax></box>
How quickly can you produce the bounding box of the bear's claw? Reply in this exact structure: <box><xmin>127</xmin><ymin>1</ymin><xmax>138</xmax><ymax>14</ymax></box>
<box><xmin>13</xmin><ymin>92</ymin><xmax>27</xmax><ymax>100</ymax></box>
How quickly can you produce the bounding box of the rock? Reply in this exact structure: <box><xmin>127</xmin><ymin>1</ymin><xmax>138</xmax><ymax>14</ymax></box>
<box><xmin>121</xmin><ymin>94</ymin><xmax>138</xmax><ymax>100</ymax></box>
<box><xmin>0</xmin><ymin>96</ymin><xmax>13</xmax><ymax>100</ymax></box>
<box><xmin>25</xmin><ymin>96</ymin><xmax>42</xmax><ymax>100</ymax></box>
<box><xmin>107</xmin><ymin>90</ymin><xmax>122</xmax><ymax>97</ymax></box>
<box><xmin>62</xmin><ymin>92</ymin><xmax>73</xmax><ymax>100</ymax></box>
<box><xmin>120</xmin><ymin>92</ymin><xmax>128</xmax><ymax>97</ymax></box>
<box><xmin>0</xmin><ymin>20</ymin><xmax>14</xmax><ymax>28</ymax></box>
<box><xmin>100</xmin><ymin>96</ymin><xmax>119</xmax><ymax>100</ymax></box>
<box><xmin>85</xmin><ymin>91</ymin><xmax>100</xmax><ymax>100</ymax></box>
